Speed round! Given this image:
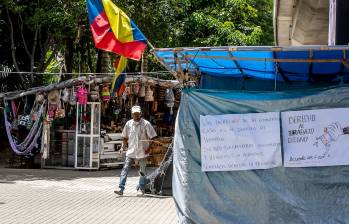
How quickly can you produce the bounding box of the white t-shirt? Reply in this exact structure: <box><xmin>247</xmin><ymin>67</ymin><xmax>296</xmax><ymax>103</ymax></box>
<box><xmin>121</xmin><ymin>118</ymin><xmax>157</xmax><ymax>159</ymax></box>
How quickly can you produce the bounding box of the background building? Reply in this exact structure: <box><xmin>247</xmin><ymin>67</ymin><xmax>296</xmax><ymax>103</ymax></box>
<box><xmin>274</xmin><ymin>0</ymin><xmax>349</xmax><ymax>45</ymax></box>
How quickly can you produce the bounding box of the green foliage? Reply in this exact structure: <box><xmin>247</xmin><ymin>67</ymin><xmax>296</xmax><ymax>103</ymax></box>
<box><xmin>0</xmin><ymin>0</ymin><xmax>274</xmax><ymax>89</ymax></box>
<box><xmin>168</xmin><ymin>0</ymin><xmax>274</xmax><ymax>47</ymax></box>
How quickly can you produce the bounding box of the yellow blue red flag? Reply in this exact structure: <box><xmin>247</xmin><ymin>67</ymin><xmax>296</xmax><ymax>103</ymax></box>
<box><xmin>111</xmin><ymin>56</ymin><xmax>127</xmax><ymax>96</ymax></box>
<box><xmin>87</xmin><ymin>0</ymin><xmax>147</xmax><ymax>61</ymax></box>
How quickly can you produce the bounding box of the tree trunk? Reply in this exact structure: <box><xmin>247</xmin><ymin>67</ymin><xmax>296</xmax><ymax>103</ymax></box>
<box><xmin>6</xmin><ymin>8</ymin><xmax>21</xmax><ymax>74</ymax></box>
<box><xmin>63</xmin><ymin>38</ymin><xmax>74</xmax><ymax>81</ymax></box>
<box><xmin>100</xmin><ymin>51</ymin><xmax>110</xmax><ymax>74</ymax></box>
<box><xmin>96</xmin><ymin>50</ymin><xmax>103</xmax><ymax>73</ymax></box>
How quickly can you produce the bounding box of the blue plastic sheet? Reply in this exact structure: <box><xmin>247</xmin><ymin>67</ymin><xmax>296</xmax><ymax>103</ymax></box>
<box><xmin>173</xmin><ymin>86</ymin><xmax>349</xmax><ymax>223</ymax></box>
<box><xmin>154</xmin><ymin>46</ymin><xmax>349</xmax><ymax>84</ymax></box>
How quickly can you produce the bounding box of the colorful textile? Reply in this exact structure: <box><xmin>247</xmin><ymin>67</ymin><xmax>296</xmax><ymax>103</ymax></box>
<box><xmin>76</xmin><ymin>86</ymin><xmax>88</xmax><ymax>105</ymax></box>
<box><xmin>101</xmin><ymin>85</ymin><xmax>111</xmax><ymax>102</ymax></box>
<box><xmin>4</xmin><ymin>101</ymin><xmax>45</xmax><ymax>156</ymax></box>
<box><xmin>87</xmin><ymin>0</ymin><xmax>147</xmax><ymax>61</ymax></box>
<box><xmin>111</xmin><ymin>56</ymin><xmax>127</xmax><ymax>96</ymax></box>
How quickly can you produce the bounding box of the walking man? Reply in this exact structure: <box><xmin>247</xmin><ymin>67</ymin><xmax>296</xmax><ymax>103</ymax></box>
<box><xmin>114</xmin><ymin>105</ymin><xmax>157</xmax><ymax>196</ymax></box>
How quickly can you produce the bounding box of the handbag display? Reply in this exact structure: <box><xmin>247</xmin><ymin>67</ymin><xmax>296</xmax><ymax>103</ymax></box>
<box><xmin>18</xmin><ymin>114</ymin><xmax>32</xmax><ymax>130</ymax></box>
<box><xmin>18</xmin><ymin>99</ymin><xmax>33</xmax><ymax>130</ymax></box>
<box><xmin>55</xmin><ymin>101</ymin><xmax>65</xmax><ymax>119</ymax></box>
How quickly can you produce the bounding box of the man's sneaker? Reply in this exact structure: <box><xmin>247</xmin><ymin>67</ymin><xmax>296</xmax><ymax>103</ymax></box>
<box><xmin>114</xmin><ymin>189</ymin><xmax>123</xmax><ymax>196</ymax></box>
<box><xmin>139</xmin><ymin>171</ymin><xmax>145</xmax><ymax>176</ymax></box>
<box><xmin>136</xmin><ymin>190</ymin><xmax>145</xmax><ymax>197</ymax></box>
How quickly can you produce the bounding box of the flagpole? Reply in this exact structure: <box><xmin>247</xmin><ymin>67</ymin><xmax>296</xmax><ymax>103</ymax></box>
<box><xmin>146</xmin><ymin>39</ymin><xmax>155</xmax><ymax>50</ymax></box>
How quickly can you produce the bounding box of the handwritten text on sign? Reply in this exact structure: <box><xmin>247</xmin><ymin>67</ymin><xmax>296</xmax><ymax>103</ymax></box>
<box><xmin>282</xmin><ymin>108</ymin><xmax>349</xmax><ymax>167</ymax></box>
<box><xmin>200</xmin><ymin>112</ymin><xmax>282</xmax><ymax>171</ymax></box>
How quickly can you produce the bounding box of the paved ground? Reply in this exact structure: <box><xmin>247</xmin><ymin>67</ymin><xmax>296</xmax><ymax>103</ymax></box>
<box><xmin>0</xmin><ymin>167</ymin><xmax>178</xmax><ymax>224</ymax></box>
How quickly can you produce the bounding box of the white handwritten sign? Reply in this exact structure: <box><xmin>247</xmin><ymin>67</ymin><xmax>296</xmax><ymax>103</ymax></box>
<box><xmin>282</xmin><ymin>108</ymin><xmax>349</xmax><ymax>167</ymax></box>
<box><xmin>200</xmin><ymin>112</ymin><xmax>282</xmax><ymax>171</ymax></box>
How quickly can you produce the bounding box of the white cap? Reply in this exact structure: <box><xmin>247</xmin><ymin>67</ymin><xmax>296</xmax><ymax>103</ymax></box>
<box><xmin>131</xmin><ymin>105</ymin><xmax>141</xmax><ymax>114</ymax></box>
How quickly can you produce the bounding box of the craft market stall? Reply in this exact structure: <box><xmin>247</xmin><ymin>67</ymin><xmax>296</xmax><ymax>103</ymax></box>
<box><xmin>1</xmin><ymin>75</ymin><xmax>179</xmax><ymax>170</ymax></box>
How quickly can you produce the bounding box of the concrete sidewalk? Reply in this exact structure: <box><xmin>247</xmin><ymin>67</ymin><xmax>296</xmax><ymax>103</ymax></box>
<box><xmin>0</xmin><ymin>168</ymin><xmax>178</xmax><ymax>224</ymax></box>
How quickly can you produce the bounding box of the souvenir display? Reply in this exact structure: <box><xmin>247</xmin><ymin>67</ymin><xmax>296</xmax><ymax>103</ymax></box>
<box><xmin>3</xmin><ymin>76</ymin><xmax>180</xmax><ymax>169</ymax></box>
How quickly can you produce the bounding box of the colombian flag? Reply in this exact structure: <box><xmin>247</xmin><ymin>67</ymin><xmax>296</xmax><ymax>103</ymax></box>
<box><xmin>87</xmin><ymin>0</ymin><xmax>147</xmax><ymax>61</ymax></box>
<box><xmin>111</xmin><ymin>56</ymin><xmax>127</xmax><ymax>96</ymax></box>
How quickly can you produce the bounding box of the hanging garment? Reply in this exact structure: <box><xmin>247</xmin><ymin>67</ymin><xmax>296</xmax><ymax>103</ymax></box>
<box><xmin>90</xmin><ymin>85</ymin><xmax>100</xmax><ymax>101</ymax></box>
<box><xmin>145</xmin><ymin>86</ymin><xmax>154</xmax><ymax>102</ymax></box>
<box><xmin>31</xmin><ymin>97</ymin><xmax>41</xmax><ymax>121</ymax></box>
<box><xmin>139</xmin><ymin>84</ymin><xmax>146</xmax><ymax>97</ymax></box>
<box><xmin>157</xmin><ymin>86</ymin><xmax>166</xmax><ymax>101</ymax></box>
<box><xmin>125</xmin><ymin>86</ymin><xmax>131</xmax><ymax>96</ymax></box>
<box><xmin>101</xmin><ymin>85</ymin><xmax>111</xmax><ymax>102</ymax></box>
<box><xmin>152</xmin><ymin>101</ymin><xmax>158</xmax><ymax>113</ymax></box>
<box><xmin>61</xmin><ymin>88</ymin><xmax>70</xmax><ymax>103</ymax></box>
<box><xmin>11</xmin><ymin>101</ymin><xmax>18</xmax><ymax>118</ymax></box>
<box><xmin>133</xmin><ymin>82</ymin><xmax>140</xmax><ymax>95</ymax></box>
<box><xmin>69</xmin><ymin>87</ymin><xmax>77</xmax><ymax>105</ymax></box>
<box><xmin>165</xmin><ymin>88</ymin><xmax>175</xmax><ymax>114</ymax></box>
<box><xmin>41</xmin><ymin>121</ymin><xmax>50</xmax><ymax>159</ymax></box>
<box><xmin>76</xmin><ymin>85</ymin><xmax>88</xmax><ymax>105</ymax></box>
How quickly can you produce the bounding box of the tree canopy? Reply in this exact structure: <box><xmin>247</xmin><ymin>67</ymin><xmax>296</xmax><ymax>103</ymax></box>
<box><xmin>0</xmin><ymin>0</ymin><xmax>273</xmax><ymax>90</ymax></box>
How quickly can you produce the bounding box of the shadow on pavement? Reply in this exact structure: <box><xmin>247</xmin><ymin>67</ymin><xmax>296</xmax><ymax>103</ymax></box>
<box><xmin>0</xmin><ymin>167</ymin><xmax>156</xmax><ymax>182</ymax></box>
<box><xmin>113</xmin><ymin>194</ymin><xmax>172</xmax><ymax>199</ymax></box>
<box><xmin>0</xmin><ymin>181</ymin><xmax>15</xmax><ymax>184</ymax></box>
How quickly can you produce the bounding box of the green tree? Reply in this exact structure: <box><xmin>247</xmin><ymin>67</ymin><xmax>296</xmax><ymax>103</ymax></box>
<box><xmin>0</xmin><ymin>0</ymin><xmax>93</xmax><ymax>88</ymax></box>
<box><xmin>0</xmin><ymin>0</ymin><xmax>274</xmax><ymax>89</ymax></box>
<box><xmin>168</xmin><ymin>0</ymin><xmax>274</xmax><ymax>47</ymax></box>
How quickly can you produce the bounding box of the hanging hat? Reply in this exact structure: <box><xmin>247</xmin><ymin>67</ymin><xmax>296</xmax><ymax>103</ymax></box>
<box><xmin>95</xmin><ymin>77</ymin><xmax>102</xmax><ymax>84</ymax></box>
<box><xmin>35</xmin><ymin>93</ymin><xmax>45</xmax><ymax>103</ymax></box>
<box><xmin>48</xmin><ymin>90</ymin><xmax>60</xmax><ymax>105</ymax></box>
<box><xmin>131</xmin><ymin>105</ymin><xmax>141</xmax><ymax>114</ymax></box>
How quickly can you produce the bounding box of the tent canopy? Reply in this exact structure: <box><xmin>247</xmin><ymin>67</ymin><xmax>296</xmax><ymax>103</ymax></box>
<box><xmin>154</xmin><ymin>45</ymin><xmax>349</xmax><ymax>83</ymax></box>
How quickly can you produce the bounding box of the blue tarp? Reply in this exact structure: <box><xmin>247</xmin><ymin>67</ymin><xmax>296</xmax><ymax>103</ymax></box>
<box><xmin>173</xmin><ymin>87</ymin><xmax>349</xmax><ymax>223</ymax></box>
<box><xmin>154</xmin><ymin>46</ymin><xmax>349</xmax><ymax>85</ymax></box>
<box><xmin>155</xmin><ymin>46</ymin><xmax>349</xmax><ymax>223</ymax></box>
